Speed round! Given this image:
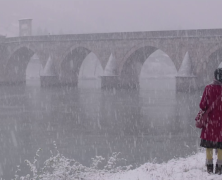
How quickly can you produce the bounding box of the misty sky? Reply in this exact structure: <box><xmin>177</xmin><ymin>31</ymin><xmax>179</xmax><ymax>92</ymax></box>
<box><xmin>1</xmin><ymin>0</ymin><xmax>222</xmax><ymax>36</ymax></box>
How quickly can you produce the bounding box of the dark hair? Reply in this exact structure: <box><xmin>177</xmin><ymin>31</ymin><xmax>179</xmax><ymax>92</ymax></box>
<box><xmin>214</xmin><ymin>68</ymin><xmax>222</xmax><ymax>82</ymax></box>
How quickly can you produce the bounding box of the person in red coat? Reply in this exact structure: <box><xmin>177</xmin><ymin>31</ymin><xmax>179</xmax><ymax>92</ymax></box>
<box><xmin>199</xmin><ymin>68</ymin><xmax>222</xmax><ymax>174</ymax></box>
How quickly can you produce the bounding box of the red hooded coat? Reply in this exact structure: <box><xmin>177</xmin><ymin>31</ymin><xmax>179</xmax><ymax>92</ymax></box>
<box><xmin>200</xmin><ymin>81</ymin><xmax>222</xmax><ymax>142</ymax></box>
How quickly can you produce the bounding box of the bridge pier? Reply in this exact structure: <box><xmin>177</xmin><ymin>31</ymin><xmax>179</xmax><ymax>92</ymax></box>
<box><xmin>101</xmin><ymin>76</ymin><xmax>140</xmax><ymax>89</ymax></box>
<box><xmin>176</xmin><ymin>52</ymin><xmax>197</xmax><ymax>91</ymax></box>
<box><xmin>101</xmin><ymin>54</ymin><xmax>121</xmax><ymax>89</ymax></box>
<box><xmin>175</xmin><ymin>76</ymin><xmax>197</xmax><ymax>92</ymax></box>
<box><xmin>101</xmin><ymin>76</ymin><xmax>120</xmax><ymax>89</ymax></box>
<box><xmin>40</xmin><ymin>56</ymin><xmax>60</xmax><ymax>87</ymax></box>
<box><xmin>40</xmin><ymin>76</ymin><xmax>59</xmax><ymax>87</ymax></box>
<box><xmin>119</xmin><ymin>81</ymin><xmax>139</xmax><ymax>89</ymax></box>
<box><xmin>57</xmin><ymin>81</ymin><xmax>78</xmax><ymax>87</ymax></box>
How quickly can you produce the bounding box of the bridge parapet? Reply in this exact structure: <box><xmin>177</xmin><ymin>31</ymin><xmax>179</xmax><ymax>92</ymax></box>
<box><xmin>4</xmin><ymin>28</ymin><xmax>222</xmax><ymax>43</ymax></box>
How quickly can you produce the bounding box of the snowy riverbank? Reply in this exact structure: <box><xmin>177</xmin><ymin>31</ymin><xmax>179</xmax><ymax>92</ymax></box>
<box><xmin>15</xmin><ymin>148</ymin><xmax>222</xmax><ymax>180</ymax></box>
<box><xmin>102</xmin><ymin>151</ymin><xmax>220</xmax><ymax>180</ymax></box>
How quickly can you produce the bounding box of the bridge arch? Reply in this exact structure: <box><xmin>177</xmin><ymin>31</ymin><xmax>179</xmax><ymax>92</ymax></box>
<box><xmin>59</xmin><ymin>46</ymin><xmax>103</xmax><ymax>86</ymax></box>
<box><xmin>196</xmin><ymin>44</ymin><xmax>222</xmax><ymax>86</ymax></box>
<box><xmin>119</xmin><ymin>43</ymin><xmax>177</xmax><ymax>88</ymax></box>
<box><xmin>5</xmin><ymin>46</ymin><xmax>37</xmax><ymax>84</ymax></box>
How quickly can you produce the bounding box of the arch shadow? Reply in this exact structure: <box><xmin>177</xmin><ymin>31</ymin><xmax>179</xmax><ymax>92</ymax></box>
<box><xmin>120</xmin><ymin>45</ymin><xmax>177</xmax><ymax>89</ymax></box>
<box><xmin>59</xmin><ymin>46</ymin><xmax>103</xmax><ymax>86</ymax></box>
<box><xmin>5</xmin><ymin>46</ymin><xmax>36</xmax><ymax>84</ymax></box>
<box><xmin>198</xmin><ymin>46</ymin><xmax>222</xmax><ymax>86</ymax></box>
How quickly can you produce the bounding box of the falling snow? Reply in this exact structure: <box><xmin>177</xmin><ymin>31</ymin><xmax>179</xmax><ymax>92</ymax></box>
<box><xmin>0</xmin><ymin>1</ymin><xmax>222</xmax><ymax>179</ymax></box>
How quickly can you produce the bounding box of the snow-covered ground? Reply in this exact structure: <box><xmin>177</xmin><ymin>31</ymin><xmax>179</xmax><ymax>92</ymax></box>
<box><xmin>102</xmin><ymin>152</ymin><xmax>217</xmax><ymax>180</ymax></box>
<box><xmin>16</xmin><ymin>149</ymin><xmax>222</xmax><ymax>180</ymax></box>
<box><xmin>91</xmin><ymin>151</ymin><xmax>221</xmax><ymax>180</ymax></box>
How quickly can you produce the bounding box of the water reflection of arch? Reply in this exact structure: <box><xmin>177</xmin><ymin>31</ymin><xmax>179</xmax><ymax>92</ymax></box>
<box><xmin>100</xmin><ymin>90</ymin><xmax>143</xmax><ymax>135</ymax></box>
<box><xmin>140</xmin><ymin>88</ymin><xmax>178</xmax><ymax>134</ymax></box>
<box><xmin>196</xmin><ymin>44</ymin><xmax>222</xmax><ymax>86</ymax></box>
<box><xmin>59</xmin><ymin>46</ymin><xmax>103</xmax><ymax>86</ymax></box>
<box><xmin>119</xmin><ymin>42</ymin><xmax>177</xmax><ymax>88</ymax></box>
<box><xmin>0</xmin><ymin>85</ymin><xmax>36</xmax><ymax>179</ymax></box>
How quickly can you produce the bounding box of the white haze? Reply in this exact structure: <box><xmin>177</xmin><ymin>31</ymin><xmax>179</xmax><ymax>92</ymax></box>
<box><xmin>1</xmin><ymin>0</ymin><xmax>222</xmax><ymax>36</ymax></box>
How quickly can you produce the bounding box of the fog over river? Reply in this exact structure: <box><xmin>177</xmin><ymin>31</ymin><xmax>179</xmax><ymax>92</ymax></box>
<box><xmin>2</xmin><ymin>1</ymin><xmax>222</xmax><ymax>179</ymax></box>
<box><xmin>0</xmin><ymin>53</ymin><xmax>202</xmax><ymax>178</ymax></box>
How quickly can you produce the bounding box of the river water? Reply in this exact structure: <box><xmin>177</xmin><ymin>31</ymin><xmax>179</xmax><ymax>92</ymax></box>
<box><xmin>0</xmin><ymin>78</ymin><xmax>202</xmax><ymax>179</ymax></box>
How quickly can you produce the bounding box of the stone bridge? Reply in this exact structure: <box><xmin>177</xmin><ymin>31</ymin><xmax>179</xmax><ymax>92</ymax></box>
<box><xmin>1</xmin><ymin>23</ymin><xmax>222</xmax><ymax>91</ymax></box>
